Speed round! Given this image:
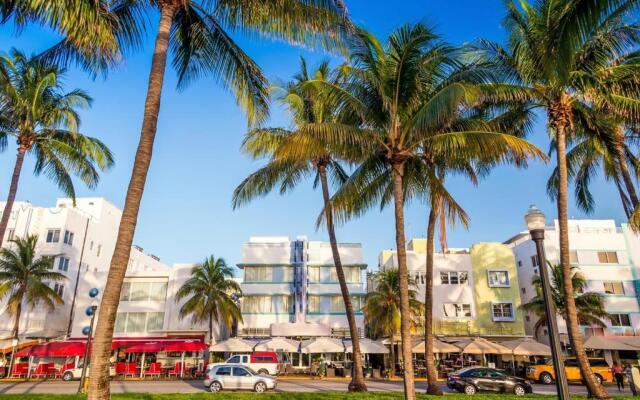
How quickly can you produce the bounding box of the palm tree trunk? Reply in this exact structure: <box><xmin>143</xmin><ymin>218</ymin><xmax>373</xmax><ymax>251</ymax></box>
<box><xmin>209</xmin><ymin>312</ymin><xmax>214</xmax><ymax>345</ymax></box>
<box><xmin>614</xmin><ymin>177</ymin><xmax>632</xmax><ymax>219</ymax></box>
<box><xmin>614</xmin><ymin>126</ymin><xmax>639</xmax><ymax>211</ymax></box>
<box><xmin>318</xmin><ymin>164</ymin><xmax>367</xmax><ymax>392</ymax></box>
<box><xmin>391</xmin><ymin>161</ymin><xmax>416</xmax><ymax>400</ymax></box>
<box><xmin>389</xmin><ymin>336</ymin><xmax>396</xmax><ymax>377</ymax></box>
<box><xmin>424</xmin><ymin>203</ymin><xmax>441</xmax><ymax>395</ymax></box>
<box><xmin>11</xmin><ymin>298</ymin><xmax>22</xmax><ymax>340</ymax></box>
<box><xmin>553</xmin><ymin>112</ymin><xmax>609</xmax><ymax>399</ymax></box>
<box><xmin>0</xmin><ymin>149</ymin><xmax>26</xmax><ymax>244</ymax></box>
<box><xmin>88</xmin><ymin>5</ymin><xmax>177</xmax><ymax>400</ymax></box>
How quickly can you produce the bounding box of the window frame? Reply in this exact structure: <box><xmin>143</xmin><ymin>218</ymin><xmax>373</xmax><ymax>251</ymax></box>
<box><xmin>46</xmin><ymin>229</ymin><xmax>61</xmax><ymax>243</ymax></box>
<box><xmin>610</xmin><ymin>313</ymin><xmax>632</xmax><ymax>327</ymax></box>
<box><xmin>603</xmin><ymin>281</ymin><xmax>625</xmax><ymax>295</ymax></box>
<box><xmin>442</xmin><ymin>302</ymin><xmax>472</xmax><ymax>319</ymax></box>
<box><xmin>597</xmin><ymin>251</ymin><xmax>619</xmax><ymax>264</ymax></box>
<box><xmin>440</xmin><ymin>271</ymin><xmax>468</xmax><ymax>285</ymax></box>
<box><xmin>491</xmin><ymin>302</ymin><xmax>515</xmax><ymax>322</ymax></box>
<box><xmin>487</xmin><ymin>270</ymin><xmax>510</xmax><ymax>288</ymax></box>
<box><xmin>63</xmin><ymin>230</ymin><xmax>74</xmax><ymax>245</ymax></box>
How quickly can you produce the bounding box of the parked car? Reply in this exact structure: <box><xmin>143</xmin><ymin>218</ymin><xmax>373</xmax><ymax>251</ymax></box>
<box><xmin>224</xmin><ymin>352</ymin><xmax>279</xmax><ymax>375</ymax></box>
<box><xmin>526</xmin><ymin>358</ymin><xmax>612</xmax><ymax>384</ymax></box>
<box><xmin>447</xmin><ymin>367</ymin><xmax>533</xmax><ymax>396</ymax></box>
<box><xmin>61</xmin><ymin>364</ymin><xmax>116</xmax><ymax>381</ymax></box>
<box><xmin>205</xmin><ymin>364</ymin><xmax>276</xmax><ymax>393</ymax></box>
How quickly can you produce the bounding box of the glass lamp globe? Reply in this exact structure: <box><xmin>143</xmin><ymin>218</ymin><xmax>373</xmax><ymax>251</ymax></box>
<box><xmin>524</xmin><ymin>205</ymin><xmax>546</xmax><ymax>231</ymax></box>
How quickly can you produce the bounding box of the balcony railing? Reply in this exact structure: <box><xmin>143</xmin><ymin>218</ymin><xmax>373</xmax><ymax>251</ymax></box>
<box><xmin>414</xmin><ymin>321</ymin><xmax>524</xmax><ymax>337</ymax></box>
<box><xmin>581</xmin><ymin>326</ymin><xmax>637</xmax><ymax>336</ymax></box>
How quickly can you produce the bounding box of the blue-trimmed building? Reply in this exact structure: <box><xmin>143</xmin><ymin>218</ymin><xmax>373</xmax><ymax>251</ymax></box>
<box><xmin>236</xmin><ymin>236</ymin><xmax>367</xmax><ymax>339</ymax></box>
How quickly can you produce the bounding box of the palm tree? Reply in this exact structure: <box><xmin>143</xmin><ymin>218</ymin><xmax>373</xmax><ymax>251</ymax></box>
<box><xmin>0</xmin><ymin>49</ymin><xmax>114</xmax><ymax>244</ymax></box>
<box><xmin>476</xmin><ymin>2</ymin><xmax>640</xmax><ymax>396</ymax></box>
<box><xmin>522</xmin><ymin>263</ymin><xmax>609</xmax><ymax>340</ymax></box>
<box><xmin>364</xmin><ymin>268</ymin><xmax>423</xmax><ymax>378</ymax></box>
<box><xmin>308</xmin><ymin>24</ymin><xmax>544</xmax><ymax>399</ymax></box>
<box><xmin>0</xmin><ymin>235</ymin><xmax>66</xmax><ymax>359</ymax></box>
<box><xmin>175</xmin><ymin>255</ymin><xmax>242</xmax><ymax>345</ymax></box>
<box><xmin>233</xmin><ymin>58</ymin><xmax>367</xmax><ymax>392</ymax></box>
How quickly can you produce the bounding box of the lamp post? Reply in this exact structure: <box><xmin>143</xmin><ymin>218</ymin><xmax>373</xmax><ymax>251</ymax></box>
<box><xmin>524</xmin><ymin>205</ymin><xmax>570</xmax><ymax>400</ymax></box>
<box><xmin>78</xmin><ymin>288</ymin><xmax>99</xmax><ymax>394</ymax></box>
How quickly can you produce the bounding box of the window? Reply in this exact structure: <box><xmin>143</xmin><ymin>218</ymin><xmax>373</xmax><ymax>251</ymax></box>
<box><xmin>46</xmin><ymin>229</ymin><xmax>61</xmax><ymax>243</ymax></box>
<box><xmin>244</xmin><ymin>266</ymin><xmax>273</xmax><ymax>282</ymax></box>
<box><xmin>216</xmin><ymin>366</ymin><xmax>231</xmax><ymax>376</ymax></box>
<box><xmin>242</xmin><ymin>296</ymin><xmax>272</xmax><ymax>313</ymax></box>
<box><xmin>569</xmin><ymin>250</ymin><xmax>579</xmax><ymax>264</ymax></box>
<box><xmin>517</xmin><ymin>260</ymin><xmax>522</xmax><ymax>267</ymax></box>
<box><xmin>598</xmin><ymin>251</ymin><xmax>619</xmax><ymax>264</ymax></box>
<box><xmin>610</xmin><ymin>314</ymin><xmax>632</xmax><ymax>327</ymax></box>
<box><xmin>149</xmin><ymin>282</ymin><xmax>167</xmax><ymax>301</ymax></box>
<box><xmin>308</xmin><ymin>266</ymin><xmax>360</xmax><ymax>283</ymax></box>
<box><xmin>120</xmin><ymin>280</ymin><xmax>168</xmax><ymax>302</ymax></box>
<box><xmin>114</xmin><ymin>313</ymin><xmax>127</xmax><ymax>333</ymax></box>
<box><xmin>146</xmin><ymin>312</ymin><xmax>164</xmax><ymax>331</ymax></box>
<box><xmin>120</xmin><ymin>282</ymin><xmax>130</xmax><ymax>301</ymax></box>
<box><xmin>308</xmin><ymin>266</ymin><xmax>320</xmax><ymax>283</ymax></box>
<box><xmin>57</xmin><ymin>257</ymin><xmax>70</xmax><ymax>272</ymax></box>
<box><xmin>531</xmin><ymin>255</ymin><xmax>539</xmax><ymax>267</ymax></box>
<box><xmin>521</xmin><ymin>287</ymin><xmax>526</xmax><ymax>294</ymax></box>
<box><xmin>96</xmin><ymin>244</ymin><xmax>102</xmax><ymax>257</ymax></box>
<box><xmin>330</xmin><ymin>296</ymin><xmax>345</xmax><ymax>313</ymax></box>
<box><xmin>492</xmin><ymin>302</ymin><xmax>514</xmax><ymax>321</ymax></box>
<box><xmin>440</xmin><ymin>271</ymin><xmax>468</xmax><ymax>285</ymax></box>
<box><xmin>227</xmin><ymin>356</ymin><xmax>241</xmax><ymax>363</ymax></box>
<box><xmin>63</xmin><ymin>230</ymin><xmax>74</xmax><ymax>245</ymax></box>
<box><xmin>126</xmin><ymin>312</ymin><xmax>146</xmax><ymax>332</ymax></box>
<box><xmin>233</xmin><ymin>367</ymin><xmax>250</xmax><ymax>377</ymax></box>
<box><xmin>7</xmin><ymin>229</ymin><xmax>14</xmax><ymax>241</ymax></box>
<box><xmin>89</xmin><ymin>241</ymin><xmax>94</xmax><ymax>250</ymax></box>
<box><xmin>443</xmin><ymin>303</ymin><xmax>472</xmax><ymax>318</ymax></box>
<box><xmin>487</xmin><ymin>270</ymin><xmax>510</xmax><ymax>287</ymax></box>
<box><xmin>273</xmin><ymin>295</ymin><xmax>293</xmax><ymax>314</ymax></box>
<box><xmin>53</xmin><ymin>283</ymin><xmax>64</xmax><ymax>297</ymax></box>
<box><xmin>525</xmin><ymin>315</ymin><xmax>530</xmax><ymax>322</ymax></box>
<box><xmin>603</xmin><ymin>282</ymin><xmax>625</xmax><ymax>295</ymax></box>
<box><xmin>308</xmin><ymin>295</ymin><xmax>320</xmax><ymax>313</ymax></box>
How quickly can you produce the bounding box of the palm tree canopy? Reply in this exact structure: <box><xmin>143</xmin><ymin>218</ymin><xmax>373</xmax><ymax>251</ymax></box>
<box><xmin>363</xmin><ymin>268</ymin><xmax>423</xmax><ymax>339</ymax></box>
<box><xmin>521</xmin><ymin>263</ymin><xmax>609</xmax><ymax>328</ymax></box>
<box><xmin>0</xmin><ymin>235</ymin><xmax>66</xmax><ymax>314</ymax></box>
<box><xmin>0</xmin><ymin>49</ymin><xmax>114</xmax><ymax>200</ymax></box>
<box><xmin>175</xmin><ymin>255</ymin><xmax>242</xmax><ymax>330</ymax></box>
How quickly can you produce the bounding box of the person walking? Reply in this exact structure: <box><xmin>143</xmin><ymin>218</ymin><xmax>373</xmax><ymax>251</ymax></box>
<box><xmin>613</xmin><ymin>362</ymin><xmax>625</xmax><ymax>391</ymax></box>
<box><xmin>626</xmin><ymin>364</ymin><xmax>640</xmax><ymax>396</ymax></box>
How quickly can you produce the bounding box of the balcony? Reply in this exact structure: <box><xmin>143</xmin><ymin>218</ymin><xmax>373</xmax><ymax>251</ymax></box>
<box><xmin>581</xmin><ymin>326</ymin><xmax>637</xmax><ymax>337</ymax></box>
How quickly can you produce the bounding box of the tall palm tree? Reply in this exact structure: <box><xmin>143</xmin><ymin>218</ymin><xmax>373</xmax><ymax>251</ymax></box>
<box><xmin>175</xmin><ymin>255</ymin><xmax>242</xmax><ymax>345</ymax></box>
<box><xmin>476</xmin><ymin>2</ymin><xmax>640</xmax><ymax>396</ymax></box>
<box><xmin>522</xmin><ymin>263</ymin><xmax>609</xmax><ymax>340</ymax></box>
<box><xmin>0</xmin><ymin>235</ymin><xmax>66</xmax><ymax>351</ymax></box>
<box><xmin>233</xmin><ymin>58</ymin><xmax>367</xmax><ymax>392</ymax></box>
<box><xmin>0</xmin><ymin>49</ymin><xmax>114</xmax><ymax>244</ymax></box>
<box><xmin>363</xmin><ymin>268</ymin><xmax>423</xmax><ymax>378</ymax></box>
<box><xmin>309</xmin><ymin>25</ymin><xmax>544</xmax><ymax>399</ymax></box>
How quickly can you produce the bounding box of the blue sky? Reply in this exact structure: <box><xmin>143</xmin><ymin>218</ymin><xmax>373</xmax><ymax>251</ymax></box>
<box><xmin>0</xmin><ymin>1</ymin><xmax>626</xmax><ymax>274</ymax></box>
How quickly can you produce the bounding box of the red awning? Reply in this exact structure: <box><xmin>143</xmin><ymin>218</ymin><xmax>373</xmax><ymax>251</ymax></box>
<box><xmin>164</xmin><ymin>341</ymin><xmax>207</xmax><ymax>352</ymax></box>
<box><xmin>123</xmin><ymin>342</ymin><xmax>165</xmax><ymax>353</ymax></box>
<box><xmin>14</xmin><ymin>341</ymin><xmax>86</xmax><ymax>357</ymax></box>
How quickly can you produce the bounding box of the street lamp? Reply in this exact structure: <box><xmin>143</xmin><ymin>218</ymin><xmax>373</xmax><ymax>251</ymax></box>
<box><xmin>78</xmin><ymin>288</ymin><xmax>99</xmax><ymax>394</ymax></box>
<box><xmin>524</xmin><ymin>205</ymin><xmax>569</xmax><ymax>400</ymax></box>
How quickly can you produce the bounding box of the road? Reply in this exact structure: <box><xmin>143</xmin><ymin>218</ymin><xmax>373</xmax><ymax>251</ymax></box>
<box><xmin>0</xmin><ymin>379</ymin><xmax>632</xmax><ymax>396</ymax></box>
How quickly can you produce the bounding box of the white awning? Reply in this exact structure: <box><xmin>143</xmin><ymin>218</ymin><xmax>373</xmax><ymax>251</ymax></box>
<box><xmin>209</xmin><ymin>338</ymin><xmax>257</xmax><ymax>352</ymax></box>
<box><xmin>345</xmin><ymin>339</ymin><xmax>389</xmax><ymax>354</ymax></box>
<box><xmin>454</xmin><ymin>337</ymin><xmax>512</xmax><ymax>355</ymax></box>
<box><xmin>270</xmin><ymin>322</ymin><xmax>331</xmax><ymax>337</ymax></box>
<box><xmin>254</xmin><ymin>337</ymin><xmax>300</xmax><ymax>352</ymax></box>
<box><xmin>584</xmin><ymin>336</ymin><xmax>640</xmax><ymax>351</ymax></box>
<box><xmin>500</xmin><ymin>338</ymin><xmax>552</xmax><ymax>356</ymax></box>
<box><xmin>301</xmin><ymin>337</ymin><xmax>345</xmax><ymax>354</ymax></box>
<box><xmin>412</xmin><ymin>339</ymin><xmax>460</xmax><ymax>354</ymax></box>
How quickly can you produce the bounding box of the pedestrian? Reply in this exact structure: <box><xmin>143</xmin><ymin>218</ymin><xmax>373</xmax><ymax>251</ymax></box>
<box><xmin>613</xmin><ymin>361</ymin><xmax>625</xmax><ymax>391</ymax></box>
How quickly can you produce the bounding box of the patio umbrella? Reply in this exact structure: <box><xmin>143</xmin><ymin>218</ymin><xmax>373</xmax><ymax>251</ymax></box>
<box><xmin>209</xmin><ymin>338</ymin><xmax>256</xmax><ymax>353</ymax></box>
<box><xmin>412</xmin><ymin>339</ymin><xmax>459</xmax><ymax>354</ymax></box>
<box><xmin>254</xmin><ymin>337</ymin><xmax>300</xmax><ymax>352</ymax></box>
<box><xmin>345</xmin><ymin>339</ymin><xmax>389</xmax><ymax>354</ymax></box>
<box><xmin>500</xmin><ymin>338</ymin><xmax>552</xmax><ymax>356</ymax></box>
<box><xmin>454</xmin><ymin>338</ymin><xmax>511</xmax><ymax>366</ymax></box>
<box><xmin>300</xmin><ymin>338</ymin><xmax>344</xmax><ymax>354</ymax></box>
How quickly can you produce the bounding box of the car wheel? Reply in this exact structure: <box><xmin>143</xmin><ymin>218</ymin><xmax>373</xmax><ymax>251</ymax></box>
<box><xmin>209</xmin><ymin>381</ymin><xmax>222</xmax><ymax>392</ymax></box>
<box><xmin>540</xmin><ymin>372</ymin><xmax>553</xmax><ymax>384</ymax></box>
<box><xmin>513</xmin><ymin>384</ymin><xmax>526</xmax><ymax>396</ymax></box>
<box><xmin>463</xmin><ymin>384</ymin><xmax>477</xmax><ymax>395</ymax></box>
<box><xmin>62</xmin><ymin>372</ymin><xmax>74</xmax><ymax>382</ymax></box>
<box><xmin>257</xmin><ymin>369</ymin><xmax>269</xmax><ymax>375</ymax></box>
<box><xmin>254</xmin><ymin>381</ymin><xmax>267</xmax><ymax>393</ymax></box>
<box><xmin>594</xmin><ymin>374</ymin><xmax>603</xmax><ymax>385</ymax></box>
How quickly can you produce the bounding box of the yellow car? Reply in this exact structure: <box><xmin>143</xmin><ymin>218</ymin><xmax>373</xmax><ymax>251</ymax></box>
<box><xmin>526</xmin><ymin>358</ymin><xmax>612</xmax><ymax>384</ymax></box>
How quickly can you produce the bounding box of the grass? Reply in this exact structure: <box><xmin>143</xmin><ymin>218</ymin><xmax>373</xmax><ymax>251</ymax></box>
<box><xmin>0</xmin><ymin>394</ymin><xmax>638</xmax><ymax>400</ymax></box>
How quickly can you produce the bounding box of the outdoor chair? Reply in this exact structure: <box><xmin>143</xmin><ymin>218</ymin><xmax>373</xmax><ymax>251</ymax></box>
<box><xmin>12</xmin><ymin>363</ymin><xmax>29</xmax><ymax>378</ymax></box>
<box><xmin>115</xmin><ymin>362</ymin><xmax>127</xmax><ymax>375</ymax></box>
<box><xmin>54</xmin><ymin>362</ymin><xmax>75</xmax><ymax>378</ymax></box>
<box><xmin>167</xmin><ymin>362</ymin><xmax>184</xmax><ymax>378</ymax></box>
<box><xmin>144</xmin><ymin>362</ymin><xmax>162</xmax><ymax>378</ymax></box>
<box><xmin>31</xmin><ymin>363</ymin><xmax>54</xmax><ymax>378</ymax></box>
<box><xmin>124</xmin><ymin>362</ymin><xmax>138</xmax><ymax>378</ymax></box>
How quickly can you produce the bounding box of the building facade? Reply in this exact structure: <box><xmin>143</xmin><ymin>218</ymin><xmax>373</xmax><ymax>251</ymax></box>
<box><xmin>236</xmin><ymin>236</ymin><xmax>367</xmax><ymax>338</ymax></box>
<box><xmin>0</xmin><ymin>198</ymin><xmax>220</xmax><ymax>343</ymax></box>
<box><xmin>505</xmin><ymin>219</ymin><xmax>640</xmax><ymax>343</ymax></box>
<box><xmin>377</xmin><ymin>239</ymin><xmax>526</xmax><ymax>339</ymax></box>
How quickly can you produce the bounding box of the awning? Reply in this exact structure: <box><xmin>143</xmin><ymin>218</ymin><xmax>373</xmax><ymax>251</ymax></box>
<box><xmin>210</xmin><ymin>338</ymin><xmax>257</xmax><ymax>352</ymax></box>
<box><xmin>255</xmin><ymin>337</ymin><xmax>300</xmax><ymax>352</ymax></box>
<box><xmin>301</xmin><ymin>337</ymin><xmax>344</xmax><ymax>354</ymax></box>
<box><xmin>345</xmin><ymin>338</ymin><xmax>388</xmax><ymax>354</ymax></box>
<box><xmin>0</xmin><ymin>339</ymin><xmax>39</xmax><ymax>354</ymax></box>
<box><xmin>412</xmin><ymin>339</ymin><xmax>460</xmax><ymax>354</ymax></box>
<box><xmin>14</xmin><ymin>341</ymin><xmax>87</xmax><ymax>357</ymax></box>
<box><xmin>454</xmin><ymin>338</ymin><xmax>512</xmax><ymax>355</ymax></box>
<box><xmin>270</xmin><ymin>322</ymin><xmax>331</xmax><ymax>337</ymax></box>
<box><xmin>584</xmin><ymin>336</ymin><xmax>640</xmax><ymax>351</ymax></box>
<box><xmin>164</xmin><ymin>341</ymin><xmax>207</xmax><ymax>352</ymax></box>
<box><xmin>500</xmin><ymin>338</ymin><xmax>552</xmax><ymax>356</ymax></box>
<box><xmin>123</xmin><ymin>342</ymin><xmax>165</xmax><ymax>353</ymax></box>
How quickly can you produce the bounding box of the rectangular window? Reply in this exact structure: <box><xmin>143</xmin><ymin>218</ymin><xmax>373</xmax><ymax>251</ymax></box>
<box><xmin>241</xmin><ymin>296</ymin><xmax>272</xmax><ymax>313</ymax></box>
<box><xmin>126</xmin><ymin>312</ymin><xmax>146</xmax><ymax>332</ymax></box>
<box><xmin>598</xmin><ymin>251</ymin><xmax>619</xmax><ymax>264</ymax></box>
<box><xmin>330</xmin><ymin>296</ymin><xmax>345</xmax><ymax>313</ymax></box>
<box><xmin>7</xmin><ymin>229</ymin><xmax>14</xmax><ymax>241</ymax></box>
<box><xmin>281</xmin><ymin>267</ymin><xmax>294</xmax><ymax>283</ymax></box>
<box><xmin>46</xmin><ymin>229</ymin><xmax>61</xmax><ymax>243</ymax></box>
<box><xmin>120</xmin><ymin>282</ymin><xmax>131</xmax><ymax>301</ymax></box>
<box><xmin>146</xmin><ymin>312</ymin><xmax>164</xmax><ymax>331</ymax></box>
<box><xmin>569</xmin><ymin>250</ymin><xmax>579</xmax><ymax>264</ymax></box>
<box><xmin>346</xmin><ymin>267</ymin><xmax>361</xmax><ymax>283</ymax></box>
<box><xmin>57</xmin><ymin>257</ymin><xmax>70</xmax><ymax>272</ymax></box>
<box><xmin>443</xmin><ymin>303</ymin><xmax>472</xmax><ymax>318</ymax></box>
<box><xmin>114</xmin><ymin>313</ymin><xmax>127</xmax><ymax>333</ymax></box>
<box><xmin>521</xmin><ymin>287</ymin><xmax>526</xmax><ymax>294</ymax></box>
<box><xmin>603</xmin><ymin>282</ymin><xmax>625</xmax><ymax>295</ymax></box>
<box><xmin>610</xmin><ymin>314</ymin><xmax>632</xmax><ymax>327</ymax></box>
<box><xmin>244</xmin><ymin>266</ymin><xmax>274</xmax><ymax>282</ymax></box>
<box><xmin>488</xmin><ymin>270</ymin><xmax>510</xmax><ymax>287</ymax></box>
<box><xmin>307</xmin><ymin>295</ymin><xmax>320</xmax><ymax>313</ymax></box>
<box><xmin>63</xmin><ymin>230</ymin><xmax>74</xmax><ymax>245</ymax></box>
<box><xmin>273</xmin><ymin>295</ymin><xmax>293</xmax><ymax>314</ymax></box>
<box><xmin>149</xmin><ymin>282</ymin><xmax>167</xmax><ymax>301</ymax></box>
<box><xmin>531</xmin><ymin>255</ymin><xmax>539</xmax><ymax>267</ymax></box>
<box><xmin>96</xmin><ymin>244</ymin><xmax>102</xmax><ymax>257</ymax></box>
<box><xmin>351</xmin><ymin>296</ymin><xmax>362</xmax><ymax>312</ymax></box>
<box><xmin>308</xmin><ymin>266</ymin><xmax>320</xmax><ymax>283</ymax></box>
<box><xmin>492</xmin><ymin>302</ymin><xmax>514</xmax><ymax>321</ymax></box>
<box><xmin>54</xmin><ymin>283</ymin><xmax>64</xmax><ymax>297</ymax></box>
<box><xmin>440</xmin><ymin>271</ymin><xmax>468</xmax><ymax>285</ymax></box>
<box><xmin>130</xmin><ymin>282</ymin><xmax>149</xmax><ymax>301</ymax></box>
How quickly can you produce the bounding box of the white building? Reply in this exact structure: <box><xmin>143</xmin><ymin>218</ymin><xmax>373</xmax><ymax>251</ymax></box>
<box><xmin>504</xmin><ymin>219</ymin><xmax>640</xmax><ymax>343</ymax></box>
<box><xmin>236</xmin><ymin>236</ymin><xmax>367</xmax><ymax>338</ymax></box>
<box><xmin>0</xmin><ymin>198</ymin><xmax>222</xmax><ymax>343</ymax></box>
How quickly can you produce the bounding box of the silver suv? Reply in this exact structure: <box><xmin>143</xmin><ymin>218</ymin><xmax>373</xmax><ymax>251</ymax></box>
<box><xmin>204</xmin><ymin>364</ymin><xmax>276</xmax><ymax>393</ymax></box>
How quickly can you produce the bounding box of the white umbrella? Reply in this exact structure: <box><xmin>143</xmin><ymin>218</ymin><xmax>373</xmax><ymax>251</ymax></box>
<box><xmin>209</xmin><ymin>338</ymin><xmax>257</xmax><ymax>352</ymax></box>
<box><xmin>412</xmin><ymin>339</ymin><xmax>460</xmax><ymax>354</ymax></box>
<box><xmin>301</xmin><ymin>337</ymin><xmax>344</xmax><ymax>354</ymax></box>
<box><xmin>454</xmin><ymin>338</ymin><xmax>512</xmax><ymax>355</ymax></box>
<box><xmin>501</xmin><ymin>338</ymin><xmax>552</xmax><ymax>356</ymax></box>
<box><xmin>255</xmin><ymin>337</ymin><xmax>300</xmax><ymax>352</ymax></box>
<box><xmin>345</xmin><ymin>339</ymin><xmax>389</xmax><ymax>354</ymax></box>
